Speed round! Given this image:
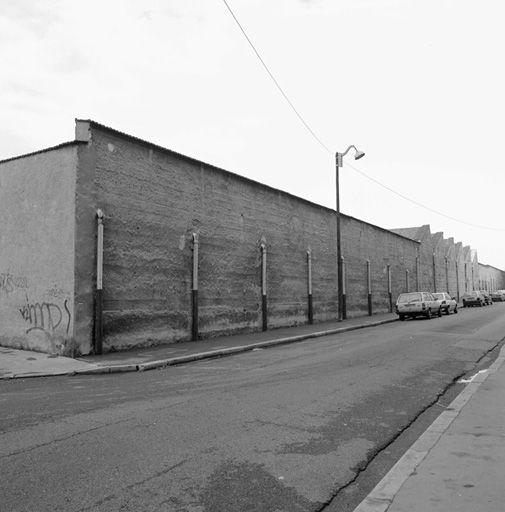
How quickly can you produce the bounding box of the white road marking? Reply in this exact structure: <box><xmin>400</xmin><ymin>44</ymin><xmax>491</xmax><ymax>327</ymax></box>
<box><xmin>458</xmin><ymin>369</ymin><xmax>488</xmax><ymax>383</ymax></box>
<box><xmin>353</xmin><ymin>347</ymin><xmax>505</xmax><ymax>512</ymax></box>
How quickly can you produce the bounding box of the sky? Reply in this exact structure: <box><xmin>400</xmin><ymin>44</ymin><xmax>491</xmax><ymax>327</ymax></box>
<box><xmin>1</xmin><ymin>0</ymin><xmax>505</xmax><ymax>268</ymax></box>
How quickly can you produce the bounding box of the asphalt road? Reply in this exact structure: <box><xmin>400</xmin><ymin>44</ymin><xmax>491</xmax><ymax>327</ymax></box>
<box><xmin>1</xmin><ymin>304</ymin><xmax>505</xmax><ymax>512</ymax></box>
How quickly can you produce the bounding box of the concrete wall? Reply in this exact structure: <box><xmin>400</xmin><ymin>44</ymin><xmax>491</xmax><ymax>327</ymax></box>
<box><xmin>86</xmin><ymin>124</ymin><xmax>337</xmax><ymax>351</ymax></box>
<box><xmin>432</xmin><ymin>232</ymin><xmax>445</xmax><ymax>293</ymax></box>
<box><xmin>390</xmin><ymin>226</ymin><xmax>480</xmax><ymax>301</ymax></box>
<box><xmin>472</xmin><ymin>253</ymin><xmax>480</xmax><ymax>291</ymax></box>
<box><xmin>444</xmin><ymin>238</ymin><xmax>457</xmax><ymax>298</ymax></box>
<box><xmin>462</xmin><ymin>246</ymin><xmax>471</xmax><ymax>292</ymax></box>
<box><xmin>77</xmin><ymin>122</ymin><xmax>419</xmax><ymax>352</ymax></box>
<box><xmin>416</xmin><ymin>226</ymin><xmax>435</xmax><ymax>291</ymax></box>
<box><xmin>342</xmin><ymin>217</ymin><xmax>418</xmax><ymax>317</ymax></box>
<box><xmin>478</xmin><ymin>264</ymin><xmax>505</xmax><ymax>291</ymax></box>
<box><xmin>0</xmin><ymin>144</ymin><xmax>79</xmax><ymax>354</ymax></box>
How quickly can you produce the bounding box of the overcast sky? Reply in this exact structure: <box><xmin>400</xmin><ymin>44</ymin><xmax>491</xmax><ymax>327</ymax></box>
<box><xmin>2</xmin><ymin>0</ymin><xmax>504</xmax><ymax>268</ymax></box>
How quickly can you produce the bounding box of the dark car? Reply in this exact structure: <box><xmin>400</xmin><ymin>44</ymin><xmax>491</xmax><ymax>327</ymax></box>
<box><xmin>462</xmin><ymin>291</ymin><xmax>485</xmax><ymax>307</ymax></box>
<box><xmin>490</xmin><ymin>291</ymin><xmax>505</xmax><ymax>302</ymax></box>
<box><xmin>479</xmin><ymin>290</ymin><xmax>493</xmax><ymax>305</ymax></box>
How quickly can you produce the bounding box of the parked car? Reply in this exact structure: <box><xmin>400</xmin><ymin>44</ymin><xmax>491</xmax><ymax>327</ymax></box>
<box><xmin>395</xmin><ymin>292</ymin><xmax>442</xmax><ymax>320</ymax></box>
<box><xmin>462</xmin><ymin>291</ymin><xmax>485</xmax><ymax>307</ymax></box>
<box><xmin>479</xmin><ymin>290</ymin><xmax>493</xmax><ymax>305</ymax></box>
<box><xmin>490</xmin><ymin>291</ymin><xmax>505</xmax><ymax>302</ymax></box>
<box><xmin>433</xmin><ymin>292</ymin><xmax>458</xmax><ymax>315</ymax></box>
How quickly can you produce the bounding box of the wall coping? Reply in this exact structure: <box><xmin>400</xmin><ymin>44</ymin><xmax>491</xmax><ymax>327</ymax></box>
<box><xmin>0</xmin><ymin>141</ymin><xmax>86</xmax><ymax>165</ymax></box>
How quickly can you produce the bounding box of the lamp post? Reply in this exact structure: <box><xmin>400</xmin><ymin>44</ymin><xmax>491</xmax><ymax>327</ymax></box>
<box><xmin>335</xmin><ymin>145</ymin><xmax>365</xmax><ymax>321</ymax></box>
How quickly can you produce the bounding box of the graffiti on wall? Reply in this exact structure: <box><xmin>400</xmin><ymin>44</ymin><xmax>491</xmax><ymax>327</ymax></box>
<box><xmin>47</xmin><ymin>285</ymin><xmax>65</xmax><ymax>298</ymax></box>
<box><xmin>18</xmin><ymin>295</ymin><xmax>71</xmax><ymax>335</ymax></box>
<box><xmin>0</xmin><ymin>272</ymin><xmax>28</xmax><ymax>296</ymax></box>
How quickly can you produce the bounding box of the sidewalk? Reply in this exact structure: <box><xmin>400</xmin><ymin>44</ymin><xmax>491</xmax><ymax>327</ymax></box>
<box><xmin>354</xmin><ymin>342</ymin><xmax>505</xmax><ymax>512</ymax></box>
<box><xmin>0</xmin><ymin>312</ymin><xmax>397</xmax><ymax>379</ymax></box>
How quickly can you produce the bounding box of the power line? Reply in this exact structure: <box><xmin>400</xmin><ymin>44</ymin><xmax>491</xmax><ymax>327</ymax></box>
<box><xmin>346</xmin><ymin>162</ymin><xmax>505</xmax><ymax>232</ymax></box>
<box><xmin>220</xmin><ymin>0</ymin><xmax>505</xmax><ymax>232</ymax></box>
<box><xmin>221</xmin><ymin>0</ymin><xmax>331</xmax><ymax>153</ymax></box>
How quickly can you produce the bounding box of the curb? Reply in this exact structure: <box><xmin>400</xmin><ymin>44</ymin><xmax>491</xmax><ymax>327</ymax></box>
<box><xmin>352</xmin><ymin>341</ymin><xmax>505</xmax><ymax>512</ymax></box>
<box><xmin>1</xmin><ymin>370</ymin><xmax>73</xmax><ymax>379</ymax></box>
<box><xmin>3</xmin><ymin>317</ymin><xmax>398</xmax><ymax>379</ymax></box>
<box><xmin>135</xmin><ymin>318</ymin><xmax>398</xmax><ymax>372</ymax></box>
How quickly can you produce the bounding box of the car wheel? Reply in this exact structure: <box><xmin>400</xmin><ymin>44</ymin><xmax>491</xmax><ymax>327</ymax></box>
<box><xmin>399</xmin><ymin>314</ymin><xmax>405</xmax><ymax>321</ymax></box>
<box><xmin>426</xmin><ymin>308</ymin><xmax>432</xmax><ymax>319</ymax></box>
<box><xmin>454</xmin><ymin>305</ymin><xmax>458</xmax><ymax>314</ymax></box>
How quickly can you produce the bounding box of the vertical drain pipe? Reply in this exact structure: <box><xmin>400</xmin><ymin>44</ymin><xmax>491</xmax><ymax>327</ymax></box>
<box><xmin>445</xmin><ymin>256</ymin><xmax>449</xmax><ymax>293</ymax></box>
<box><xmin>192</xmin><ymin>233</ymin><xmax>199</xmax><ymax>341</ymax></box>
<box><xmin>416</xmin><ymin>254</ymin><xmax>420</xmax><ymax>291</ymax></box>
<box><xmin>94</xmin><ymin>209</ymin><xmax>104</xmax><ymax>355</ymax></box>
<box><xmin>456</xmin><ymin>261</ymin><xmax>460</xmax><ymax>302</ymax></box>
<box><xmin>432</xmin><ymin>251</ymin><xmax>437</xmax><ymax>292</ymax></box>
<box><xmin>341</xmin><ymin>257</ymin><xmax>347</xmax><ymax>320</ymax></box>
<box><xmin>307</xmin><ymin>249</ymin><xmax>313</xmax><ymax>324</ymax></box>
<box><xmin>406</xmin><ymin>269</ymin><xmax>410</xmax><ymax>292</ymax></box>
<box><xmin>367</xmin><ymin>260</ymin><xmax>372</xmax><ymax>316</ymax></box>
<box><xmin>261</xmin><ymin>243</ymin><xmax>267</xmax><ymax>331</ymax></box>
<box><xmin>387</xmin><ymin>264</ymin><xmax>392</xmax><ymax>313</ymax></box>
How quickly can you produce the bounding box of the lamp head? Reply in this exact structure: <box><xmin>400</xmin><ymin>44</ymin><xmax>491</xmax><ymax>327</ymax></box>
<box><xmin>336</xmin><ymin>145</ymin><xmax>365</xmax><ymax>167</ymax></box>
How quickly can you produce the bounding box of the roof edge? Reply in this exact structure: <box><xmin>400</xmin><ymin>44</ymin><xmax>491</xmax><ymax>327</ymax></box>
<box><xmin>478</xmin><ymin>262</ymin><xmax>505</xmax><ymax>272</ymax></box>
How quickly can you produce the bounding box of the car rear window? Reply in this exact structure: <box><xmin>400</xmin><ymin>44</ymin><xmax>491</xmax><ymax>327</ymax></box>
<box><xmin>398</xmin><ymin>292</ymin><xmax>422</xmax><ymax>303</ymax></box>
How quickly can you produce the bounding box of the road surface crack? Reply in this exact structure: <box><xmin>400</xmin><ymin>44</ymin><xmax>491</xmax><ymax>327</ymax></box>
<box><xmin>74</xmin><ymin>460</ymin><xmax>186</xmax><ymax>512</ymax></box>
<box><xmin>0</xmin><ymin>417</ymin><xmax>131</xmax><ymax>459</ymax></box>
<box><xmin>315</xmin><ymin>339</ymin><xmax>502</xmax><ymax>512</ymax></box>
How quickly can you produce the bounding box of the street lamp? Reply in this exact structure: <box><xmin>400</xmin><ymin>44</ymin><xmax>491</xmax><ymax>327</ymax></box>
<box><xmin>335</xmin><ymin>145</ymin><xmax>365</xmax><ymax>321</ymax></box>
